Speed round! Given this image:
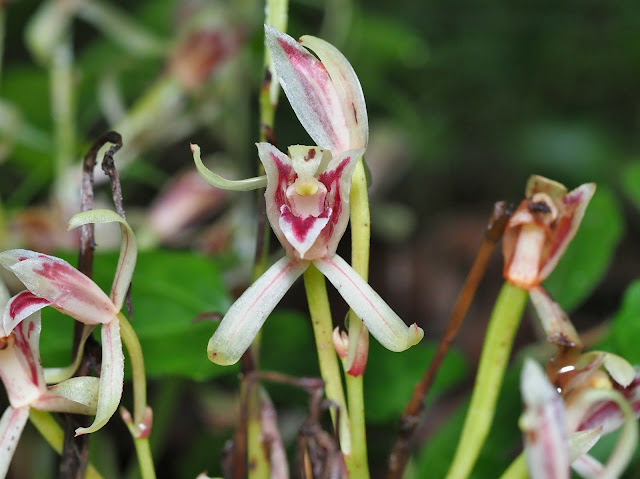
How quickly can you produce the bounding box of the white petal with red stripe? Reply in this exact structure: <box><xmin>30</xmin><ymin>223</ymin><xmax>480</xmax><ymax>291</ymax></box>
<box><xmin>313</xmin><ymin>254</ymin><xmax>423</xmax><ymax>352</ymax></box>
<box><xmin>208</xmin><ymin>257</ymin><xmax>309</xmax><ymax>366</ymax></box>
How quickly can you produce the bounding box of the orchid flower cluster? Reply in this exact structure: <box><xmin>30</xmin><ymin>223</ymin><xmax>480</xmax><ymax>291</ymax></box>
<box><xmin>0</xmin><ymin>209</ymin><xmax>140</xmax><ymax>475</ymax></box>
<box><xmin>193</xmin><ymin>26</ymin><xmax>423</xmax><ymax>366</ymax></box>
<box><xmin>499</xmin><ymin>176</ymin><xmax>640</xmax><ymax>477</ymax></box>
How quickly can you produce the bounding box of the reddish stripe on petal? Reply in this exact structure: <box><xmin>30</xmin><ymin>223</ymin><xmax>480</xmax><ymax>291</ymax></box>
<box><xmin>8</xmin><ymin>292</ymin><xmax>49</xmax><ymax>322</ymax></box>
<box><xmin>280</xmin><ymin>207</ymin><xmax>330</xmax><ymax>242</ymax></box>
<box><xmin>317</xmin><ymin>157</ymin><xmax>349</xmax><ymax>237</ymax></box>
<box><xmin>271</xmin><ymin>152</ymin><xmax>294</xmax><ymax>211</ymax></box>
<box><xmin>13</xmin><ymin>323</ymin><xmax>39</xmax><ymax>386</ymax></box>
<box><xmin>224</xmin><ymin>261</ymin><xmax>296</xmax><ymax>347</ymax></box>
<box><xmin>276</xmin><ymin>38</ymin><xmax>344</xmax><ymax>149</ymax></box>
<box><xmin>324</xmin><ymin>257</ymin><xmax>398</xmax><ymax>337</ymax></box>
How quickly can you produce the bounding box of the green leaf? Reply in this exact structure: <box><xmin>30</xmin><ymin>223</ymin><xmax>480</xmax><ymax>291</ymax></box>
<box><xmin>620</xmin><ymin>161</ymin><xmax>640</xmax><ymax>211</ymax></box>
<box><xmin>607</xmin><ymin>280</ymin><xmax>640</xmax><ymax>364</ymax></box>
<box><xmin>544</xmin><ymin>185</ymin><xmax>624</xmax><ymax>311</ymax></box>
<box><xmin>364</xmin><ymin>339</ymin><xmax>468</xmax><ymax>424</ymax></box>
<box><xmin>40</xmin><ymin>249</ymin><xmax>233</xmax><ymax>381</ymax></box>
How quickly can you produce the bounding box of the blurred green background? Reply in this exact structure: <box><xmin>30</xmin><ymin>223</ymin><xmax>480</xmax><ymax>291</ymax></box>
<box><xmin>1</xmin><ymin>0</ymin><xmax>640</xmax><ymax>477</ymax></box>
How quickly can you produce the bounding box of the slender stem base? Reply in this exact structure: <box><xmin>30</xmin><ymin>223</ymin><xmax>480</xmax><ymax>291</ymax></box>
<box><xmin>303</xmin><ymin>265</ymin><xmax>351</xmax><ymax>456</ymax></box>
<box><xmin>445</xmin><ymin>282</ymin><xmax>528</xmax><ymax>479</ymax></box>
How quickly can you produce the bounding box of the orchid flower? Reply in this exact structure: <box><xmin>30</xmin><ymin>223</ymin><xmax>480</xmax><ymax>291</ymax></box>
<box><xmin>0</xmin><ymin>280</ymin><xmax>98</xmax><ymax>477</ymax></box>
<box><xmin>193</xmin><ymin>26</ymin><xmax>423</xmax><ymax>366</ymax></box>
<box><xmin>520</xmin><ymin>356</ymin><xmax>639</xmax><ymax>479</ymax></box>
<box><xmin>503</xmin><ymin>175</ymin><xmax>596</xmax><ymax>290</ymax></box>
<box><xmin>0</xmin><ymin>209</ymin><xmax>138</xmax><ymax>436</ymax></box>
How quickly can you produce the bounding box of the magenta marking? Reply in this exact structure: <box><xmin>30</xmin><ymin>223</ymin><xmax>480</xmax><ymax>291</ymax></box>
<box><xmin>8</xmin><ymin>292</ymin><xmax>49</xmax><ymax>321</ymax></box>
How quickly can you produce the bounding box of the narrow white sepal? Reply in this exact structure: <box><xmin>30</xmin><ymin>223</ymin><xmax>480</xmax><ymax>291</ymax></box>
<box><xmin>265</xmin><ymin>25</ymin><xmax>349</xmax><ymax>152</ymax></box>
<box><xmin>300</xmin><ymin>35</ymin><xmax>369</xmax><ymax>150</ymax></box>
<box><xmin>0</xmin><ymin>406</ymin><xmax>29</xmax><ymax>479</ymax></box>
<box><xmin>67</xmin><ymin>209</ymin><xmax>138</xmax><ymax>312</ymax></box>
<box><xmin>313</xmin><ymin>254</ymin><xmax>423</xmax><ymax>352</ymax></box>
<box><xmin>75</xmin><ymin>319</ymin><xmax>124</xmax><ymax>435</ymax></box>
<box><xmin>191</xmin><ymin>144</ymin><xmax>267</xmax><ymax>191</ymax></box>
<box><xmin>208</xmin><ymin>257</ymin><xmax>309</xmax><ymax>365</ymax></box>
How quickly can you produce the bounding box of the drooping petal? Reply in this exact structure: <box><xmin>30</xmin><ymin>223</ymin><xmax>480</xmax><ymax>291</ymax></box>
<box><xmin>313</xmin><ymin>255</ymin><xmax>423</xmax><ymax>352</ymax></box>
<box><xmin>529</xmin><ymin>286</ymin><xmax>582</xmax><ymax>348</ymax></box>
<box><xmin>538</xmin><ymin>182</ymin><xmax>596</xmax><ymax>281</ymax></box>
<box><xmin>191</xmin><ymin>143</ymin><xmax>267</xmax><ymax>191</ymax></box>
<box><xmin>265</xmin><ymin>25</ymin><xmax>349</xmax><ymax>152</ymax></box>
<box><xmin>0</xmin><ymin>406</ymin><xmax>29</xmax><ymax>479</ymax></box>
<box><xmin>38</xmin><ymin>376</ymin><xmax>99</xmax><ymax>415</ymax></box>
<box><xmin>3</xmin><ymin>291</ymin><xmax>51</xmax><ymax>336</ymax></box>
<box><xmin>75</xmin><ymin>319</ymin><xmax>124</xmax><ymax>436</ymax></box>
<box><xmin>519</xmin><ymin>359</ymin><xmax>569</xmax><ymax>479</ymax></box>
<box><xmin>300</xmin><ymin>35</ymin><xmax>368</xmax><ymax>150</ymax></box>
<box><xmin>0</xmin><ymin>249</ymin><xmax>117</xmax><ymax>325</ymax></box>
<box><xmin>67</xmin><ymin>209</ymin><xmax>137</xmax><ymax>312</ymax></box>
<box><xmin>208</xmin><ymin>257</ymin><xmax>308</xmax><ymax>365</ymax></box>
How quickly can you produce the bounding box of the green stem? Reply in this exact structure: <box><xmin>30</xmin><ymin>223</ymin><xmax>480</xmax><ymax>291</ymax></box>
<box><xmin>445</xmin><ymin>282</ymin><xmax>528</xmax><ymax>479</ymax></box>
<box><xmin>245</xmin><ymin>3</ymin><xmax>290</xmax><ymax>477</ymax></box>
<box><xmin>51</xmin><ymin>37</ymin><xmax>76</xmax><ymax>206</ymax></box>
<box><xmin>118</xmin><ymin>313</ymin><xmax>146</xmax><ymax>426</ymax></box>
<box><xmin>344</xmin><ymin>157</ymin><xmax>370</xmax><ymax>478</ymax></box>
<box><xmin>28</xmin><ymin>410</ymin><xmax>103</xmax><ymax>479</ymax></box>
<box><xmin>304</xmin><ymin>264</ymin><xmax>352</xmax><ymax>456</ymax></box>
<box><xmin>499</xmin><ymin>452</ymin><xmax>527</xmax><ymax>479</ymax></box>
<box><xmin>118</xmin><ymin>313</ymin><xmax>156</xmax><ymax>479</ymax></box>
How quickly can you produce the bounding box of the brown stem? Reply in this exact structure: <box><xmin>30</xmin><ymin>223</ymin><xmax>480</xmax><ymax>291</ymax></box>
<box><xmin>60</xmin><ymin>132</ymin><xmax>121</xmax><ymax>479</ymax></box>
<box><xmin>386</xmin><ymin>201</ymin><xmax>513</xmax><ymax>479</ymax></box>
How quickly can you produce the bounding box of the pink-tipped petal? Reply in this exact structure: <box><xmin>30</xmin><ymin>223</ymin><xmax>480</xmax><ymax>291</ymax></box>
<box><xmin>300</xmin><ymin>35</ymin><xmax>368</xmax><ymax>151</ymax></box>
<box><xmin>519</xmin><ymin>359</ymin><xmax>570</xmax><ymax>479</ymax></box>
<box><xmin>529</xmin><ymin>286</ymin><xmax>582</xmax><ymax>348</ymax></box>
<box><xmin>265</xmin><ymin>25</ymin><xmax>349</xmax><ymax>152</ymax></box>
<box><xmin>313</xmin><ymin>255</ymin><xmax>423</xmax><ymax>352</ymax></box>
<box><xmin>538</xmin><ymin>182</ymin><xmax>596</xmax><ymax>281</ymax></box>
<box><xmin>0</xmin><ymin>406</ymin><xmax>29</xmax><ymax>479</ymax></box>
<box><xmin>68</xmin><ymin>209</ymin><xmax>138</xmax><ymax>312</ymax></box>
<box><xmin>208</xmin><ymin>257</ymin><xmax>308</xmax><ymax>366</ymax></box>
<box><xmin>3</xmin><ymin>291</ymin><xmax>50</xmax><ymax>336</ymax></box>
<box><xmin>2</xmin><ymin>251</ymin><xmax>116</xmax><ymax>325</ymax></box>
<box><xmin>332</xmin><ymin>327</ymin><xmax>349</xmax><ymax>359</ymax></box>
<box><xmin>345</xmin><ymin>322</ymin><xmax>369</xmax><ymax>377</ymax></box>
<box><xmin>75</xmin><ymin>319</ymin><xmax>124</xmax><ymax>435</ymax></box>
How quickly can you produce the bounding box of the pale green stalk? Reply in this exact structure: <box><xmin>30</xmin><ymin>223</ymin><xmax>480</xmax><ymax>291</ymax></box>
<box><xmin>499</xmin><ymin>452</ymin><xmax>527</xmax><ymax>479</ymax></box>
<box><xmin>344</xmin><ymin>158</ymin><xmax>370</xmax><ymax>478</ymax></box>
<box><xmin>246</xmin><ymin>3</ymin><xmax>289</xmax><ymax>478</ymax></box>
<box><xmin>28</xmin><ymin>410</ymin><xmax>103</xmax><ymax>479</ymax></box>
<box><xmin>118</xmin><ymin>313</ymin><xmax>147</xmax><ymax>425</ymax></box>
<box><xmin>119</xmin><ymin>313</ymin><xmax>156</xmax><ymax>479</ymax></box>
<box><xmin>304</xmin><ymin>264</ymin><xmax>352</xmax><ymax>456</ymax></box>
<box><xmin>445</xmin><ymin>282</ymin><xmax>529</xmax><ymax>479</ymax></box>
<box><xmin>51</xmin><ymin>37</ymin><xmax>76</xmax><ymax>206</ymax></box>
